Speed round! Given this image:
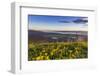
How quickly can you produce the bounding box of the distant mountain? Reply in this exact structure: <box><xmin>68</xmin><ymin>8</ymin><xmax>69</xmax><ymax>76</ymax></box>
<box><xmin>28</xmin><ymin>30</ymin><xmax>88</xmax><ymax>43</ymax></box>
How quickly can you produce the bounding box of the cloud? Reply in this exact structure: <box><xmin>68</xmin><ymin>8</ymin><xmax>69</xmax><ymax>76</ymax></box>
<box><xmin>58</xmin><ymin>20</ymin><xmax>70</xmax><ymax>23</ymax></box>
<box><xmin>73</xmin><ymin>18</ymin><xmax>88</xmax><ymax>24</ymax></box>
<box><xmin>58</xmin><ymin>18</ymin><xmax>88</xmax><ymax>24</ymax></box>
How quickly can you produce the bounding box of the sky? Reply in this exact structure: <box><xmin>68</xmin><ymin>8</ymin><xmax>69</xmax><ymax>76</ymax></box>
<box><xmin>28</xmin><ymin>15</ymin><xmax>88</xmax><ymax>31</ymax></box>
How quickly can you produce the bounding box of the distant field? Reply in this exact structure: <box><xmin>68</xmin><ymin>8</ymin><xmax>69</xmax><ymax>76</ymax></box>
<box><xmin>28</xmin><ymin>41</ymin><xmax>88</xmax><ymax>61</ymax></box>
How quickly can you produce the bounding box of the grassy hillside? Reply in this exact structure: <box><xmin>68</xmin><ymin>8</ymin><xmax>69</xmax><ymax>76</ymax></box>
<box><xmin>28</xmin><ymin>41</ymin><xmax>88</xmax><ymax>61</ymax></box>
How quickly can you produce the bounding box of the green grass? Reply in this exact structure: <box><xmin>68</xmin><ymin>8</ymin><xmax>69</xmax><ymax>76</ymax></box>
<box><xmin>28</xmin><ymin>41</ymin><xmax>88</xmax><ymax>61</ymax></box>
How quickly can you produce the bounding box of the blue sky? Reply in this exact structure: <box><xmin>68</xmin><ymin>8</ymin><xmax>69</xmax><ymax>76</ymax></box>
<box><xmin>28</xmin><ymin>15</ymin><xmax>88</xmax><ymax>31</ymax></box>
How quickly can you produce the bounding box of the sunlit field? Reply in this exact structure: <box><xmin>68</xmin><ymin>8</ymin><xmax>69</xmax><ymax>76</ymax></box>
<box><xmin>28</xmin><ymin>41</ymin><xmax>88</xmax><ymax>61</ymax></box>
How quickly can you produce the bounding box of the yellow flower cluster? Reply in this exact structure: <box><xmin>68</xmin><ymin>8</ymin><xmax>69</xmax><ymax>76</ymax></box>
<box><xmin>28</xmin><ymin>41</ymin><xmax>88</xmax><ymax>61</ymax></box>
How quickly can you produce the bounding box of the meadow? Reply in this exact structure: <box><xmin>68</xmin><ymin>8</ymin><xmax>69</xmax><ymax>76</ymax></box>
<box><xmin>28</xmin><ymin>41</ymin><xmax>88</xmax><ymax>61</ymax></box>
